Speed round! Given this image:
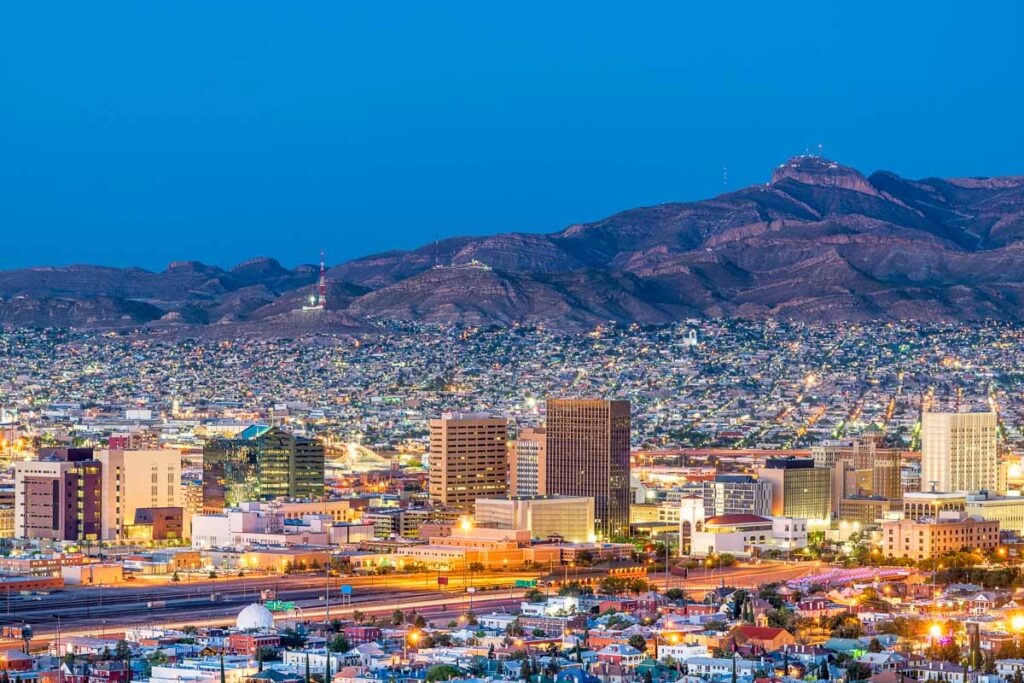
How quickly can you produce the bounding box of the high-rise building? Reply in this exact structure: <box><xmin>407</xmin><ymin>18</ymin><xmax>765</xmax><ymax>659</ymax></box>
<box><xmin>428</xmin><ymin>413</ymin><xmax>508</xmax><ymax>509</ymax></box>
<box><xmin>920</xmin><ymin>411</ymin><xmax>998</xmax><ymax>494</ymax></box>
<box><xmin>545</xmin><ymin>399</ymin><xmax>631</xmax><ymax>539</ymax></box>
<box><xmin>757</xmin><ymin>458</ymin><xmax>831</xmax><ymax>524</ymax></box>
<box><xmin>813</xmin><ymin>428</ymin><xmax>903</xmax><ymax>517</ymax></box>
<box><xmin>14</xmin><ymin>452</ymin><xmax>102</xmax><ymax>541</ymax></box>
<box><xmin>203</xmin><ymin>426</ymin><xmax>324</xmax><ymax>512</ymax></box>
<box><xmin>96</xmin><ymin>449</ymin><xmax>182</xmax><ymax>541</ymax></box>
<box><xmin>700</xmin><ymin>475</ymin><xmax>772</xmax><ymax>517</ymax></box>
<box><xmin>508</xmin><ymin>427</ymin><xmax>546</xmax><ymax>497</ymax></box>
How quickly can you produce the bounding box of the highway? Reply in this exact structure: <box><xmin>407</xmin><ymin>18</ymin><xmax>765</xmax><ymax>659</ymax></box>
<box><xmin>1</xmin><ymin>570</ymin><xmax>538</xmax><ymax>650</ymax></box>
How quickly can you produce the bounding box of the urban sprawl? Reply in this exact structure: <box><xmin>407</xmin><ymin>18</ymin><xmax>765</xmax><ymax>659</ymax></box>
<box><xmin>4</xmin><ymin>321</ymin><xmax>1024</xmax><ymax>683</ymax></box>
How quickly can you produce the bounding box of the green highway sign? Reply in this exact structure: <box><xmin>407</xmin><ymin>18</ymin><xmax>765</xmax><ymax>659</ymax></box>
<box><xmin>514</xmin><ymin>579</ymin><xmax>537</xmax><ymax>588</ymax></box>
<box><xmin>265</xmin><ymin>600</ymin><xmax>296</xmax><ymax>612</ymax></box>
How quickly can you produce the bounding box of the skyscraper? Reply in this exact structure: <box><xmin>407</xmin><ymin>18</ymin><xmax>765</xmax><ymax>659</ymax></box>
<box><xmin>757</xmin><ymin>457</ymin><xmax>831</xmax><ymax>523</ymax></box>
<box><xmin>96</xmin><ymin>449</ymin><xmax>182</xmax><ymax>541</ymax></box>
<box><xmin>701</xmin><ymin>475</ymin><xmax>773</xmax><ymax>517</ymax></box>
<box><xmin>203</xmin><ymin>426</ymin><xmax>325</xmax><ymax>511</ymax></box>
<box><xmin>545</xmin><ymin>399</ymin><xmax>631</xmax><ymax>539</ymax></box>
<box><xmin>508</xmin><ymin>427</ymin><xmax>546</xmax><ymax>497</ymax></box>
<box><xmin>920</xmin><ymin>411</ymin><xmax>998</xmax><ymax>494</ymax></box>
<box><xmin>428</xmin><ymin>413</ymin><xmax>509</xmax><ymax>509</ymax></box>
<box><xmin>14</xmin><ymin>451</ymin><xmax>102</xmax><ymax>541</ymax></box>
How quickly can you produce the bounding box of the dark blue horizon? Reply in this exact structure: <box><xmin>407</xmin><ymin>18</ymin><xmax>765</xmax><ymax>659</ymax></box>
<box><xmin>1</xmin><ymin>2</ymin><xmax>1022</xmax><ymax>271</ymax></box>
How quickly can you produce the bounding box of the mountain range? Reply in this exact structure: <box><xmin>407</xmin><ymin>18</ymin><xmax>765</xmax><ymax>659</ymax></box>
<box><xmin>4</xmin><ymin>155</ymin><xmax>1024</xmax><ymax>334</ymax></box>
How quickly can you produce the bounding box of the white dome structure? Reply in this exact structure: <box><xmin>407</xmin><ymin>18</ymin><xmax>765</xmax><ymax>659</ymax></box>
<box><xmin>236</xmin><ymin>603</ymin><xmax>275</xmax><ymax>631</ymax></box>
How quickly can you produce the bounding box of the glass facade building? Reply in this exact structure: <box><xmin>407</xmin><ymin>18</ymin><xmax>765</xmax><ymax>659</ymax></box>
<box><xmin>202</xmin><ymin>425</ymin><xmax>325</xmax><ymax>511</ymax></box>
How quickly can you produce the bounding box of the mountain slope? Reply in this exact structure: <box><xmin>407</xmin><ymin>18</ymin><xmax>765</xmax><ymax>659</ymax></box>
<box><xmin>3</xmin><ymin>155</ymin><xmax>1024</xmax><ymax>332</ymax></box>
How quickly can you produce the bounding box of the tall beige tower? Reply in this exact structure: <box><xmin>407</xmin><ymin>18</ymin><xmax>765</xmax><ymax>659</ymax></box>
<box><xmin>545</xmin><ymin>399</ymin><xmax>631</xmax><ymax>539</ymax></box>
<box><xmin>96</xmin><ymin>449</ymin><xmax>182</xmax><ymax>541</ymax></box>
<box><xmin>920</xmin><ymin>411</ymin><xmax>998</xmax><ymax>494</ymax></box>
<box><xmin>428</xmin><ymin>413</ymin><xmax>509</xmax><ymax>509</ymax></box>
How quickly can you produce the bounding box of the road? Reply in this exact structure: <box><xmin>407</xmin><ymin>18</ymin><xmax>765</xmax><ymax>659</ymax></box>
<box><xmin>1</xmin><ymin>570</ymin><xmax>539</xmax><ymax>651</ymax></box>
<box><xmin>647</xmin><ymin>560</ymin><xmax>824</xmax><ymax>598</ymax></box>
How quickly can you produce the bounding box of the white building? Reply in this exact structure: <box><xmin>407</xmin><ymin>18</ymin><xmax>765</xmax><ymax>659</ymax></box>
<box><xmin>689</xmin><ymin>514</ymin><xmax>808</xmax><ymax>558</ymax></box>
<box><xmin>474</xmin><ymin>495</ymin><xmax>595</xmax><ymax>542</ymax></box>
<box><xmin>920</xmin><ymin>411</ymin><xmax>998</xmax><ymax>494</ymax></box>
<box><xmin>191</xmin><ymin>503</ymin><xmax>329</xmax><ymax>549</ymax></box>
<box><xmin>685</xmin><ymin>658</ymin><xmax>757</xmax><ymax>677</ymax></box>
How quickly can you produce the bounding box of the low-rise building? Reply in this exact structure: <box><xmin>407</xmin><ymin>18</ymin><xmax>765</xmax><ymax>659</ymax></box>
<box><xmin>474</xmin><ymin>495</ymin><xmax>595</xmax><ymax>543</ymax></box>
<box><xmin>880</xmin><ymin>512</ymin><xmax>999</xmax><ymax>560</ymax></box>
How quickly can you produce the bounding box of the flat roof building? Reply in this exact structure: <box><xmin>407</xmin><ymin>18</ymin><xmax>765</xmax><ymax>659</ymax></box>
<box><xmin>428</xmin><ymin>413</ymin><xmax>508</xmax><ymax>510</ymax></box>
<box><xmin>474</xmin><ymin>495</ymin><xmax>595</xmax><ymax>543</ymax></box>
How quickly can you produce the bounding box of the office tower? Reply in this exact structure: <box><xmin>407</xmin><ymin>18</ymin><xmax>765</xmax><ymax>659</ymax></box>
<box><xmin>545</xmin><ymin>399</ymin><xmax>631</xmax><ymax>539</ymax></box>
<box><xmin>813</xmin><ymin>428</ymin><xmax>904</xmax><ymax>516</ymax></box>
<box><xmin>203</xmin><ymin>426</ymin><xmax>325</xmax><ymax>511</ymax></box>
<box><xmin>14</xmin><ymin>452</ymin><xmax>102</xmax><ymax>541</ymax></box>
<box><xmin>428</xmin><ymin>413</ymin><xmax>508</xmax><ymax>509</ymax></box>
<box><xmin>701</xmin><ymin>475</ymin><xmax>773</xmax><ymax>517</ymax></box>
<box><xmin>96</xmin><ymin>449</ymin><xmax>182</xmax><ymax>541</ymax></box>
<box><xmin>757</xmin><ymin>457</ymin><xmax>831</xmax><ymax>523</ymax></box>
<box><xmin>920</xmin><ymin>411</ymin><xmax>998</xmax><ymax>494</ymax></box>
<box><xmin>508</xmin><ymin>427</ymin><xmax>547</xmax><ymax>497</ymax></box>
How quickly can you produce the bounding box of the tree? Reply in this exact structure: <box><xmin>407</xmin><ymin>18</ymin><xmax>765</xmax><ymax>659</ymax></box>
<box><xmin>425</xmin><ymin>664</ymin><xmax>461</xmax><ymax>682</ymax></box>
<box><xmin>413</xmin><ymin>614</ymin><xmax>427</xmax><ymax>629</ymax></box>
<box><xmin>628</xmin><ymin>635</ymin><xmax>647</xmax><ymax>653</ymax></box>
<box><xmin>846</xmin><ymin>662</ymin><xmax>872</xmax><ymax>681</ymax></box>
<box><xmin>391</xmin><ymin>609</ymin><xmax>405</xmax><ymax>626</ymax></box>
<box><xmin>352</xmin><ymin>610</ymin><xmax>364</xmax><ymax>624</ymax></box>
<box><xmin>468</xmin><ymin>562</ymin><xmax>485</xmax><ymax>573</ymax></box>
<box><xmin>114</xmin><ymin>641</ymin><xmax>132</xmax><ymax>661</ymax></box>
<box><xmin>171</xmin><ymin>571</ymin><xmax>180</xmax><ymax>582</ymax></box>
<box><xmin>328</xmin><ymin>634</ymin><xmax>351</xmax><ymax>653</ymax></box>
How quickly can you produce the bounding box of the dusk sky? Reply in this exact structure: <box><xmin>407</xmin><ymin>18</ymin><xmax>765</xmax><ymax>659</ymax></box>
<box><xmin>1</xmin><ymin>2</ymin><xmax>1022</xmax><ymax>270</ymax></box>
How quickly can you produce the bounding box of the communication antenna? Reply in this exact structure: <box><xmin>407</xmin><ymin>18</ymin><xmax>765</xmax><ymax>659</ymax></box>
<box><xmin>817</xmin><ymin>143</ymin><xmax>824</xmax><ymax>158</ymax></box>
<box><xmin>723</xmin><ymin>165</ymin><xmax>728</xmax><ymax>188</ymax></box>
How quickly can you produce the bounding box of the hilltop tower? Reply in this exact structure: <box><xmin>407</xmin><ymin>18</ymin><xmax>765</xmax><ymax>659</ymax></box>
<box><xmin>303</xmin><ymin>250</ymin><xmax>328</xmax><ymax>311</ymax></box>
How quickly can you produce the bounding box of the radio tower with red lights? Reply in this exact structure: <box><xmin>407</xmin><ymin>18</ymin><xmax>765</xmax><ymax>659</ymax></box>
<box><xmin>317</xmin><ymin>250</ymin><xmax>327</xmax><ymax>310</ymax></box>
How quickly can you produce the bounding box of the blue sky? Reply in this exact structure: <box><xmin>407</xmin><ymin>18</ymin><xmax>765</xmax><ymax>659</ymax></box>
<box><xmin>1</xmin><ymin>2</ymin><xmax>1022</xmax><ymax>270</ymax></box>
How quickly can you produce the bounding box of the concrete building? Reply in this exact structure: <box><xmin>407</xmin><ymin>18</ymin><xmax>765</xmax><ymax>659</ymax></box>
<box><xmin>545</xmin><ymin>399</ymin><xmax>631</xmax><ymax>539</ymax></box>
<box><xmin>190</xmin><ymin>503</ymin><xmax>329</xmax><ymax>549</ymax></box>
<box><xmin>813</xmin><ymin>429</ymin><xmax>903</xmax><ymax>516</ymax></box>
<box><xmin>880</xmin><ymin>512</ymin><xmax>999</xmax><ymax>561</ymax></box>
<box><xmin>964</xmin><ymin>491</ymin><xmax>1024</xmax><ymax>533</ymax></box>
<box><xmin>839</xmin><ymin>496</ymin><xmax>900</xmax><ymax>525</ymax></box>
<box><xmin>428</xmin><ymin>413</ymin><xmax>508</xmax><ymax>509</ymax></box>
<box><xmin>96</xmin><ymin>449</ymin><xmax>182</xmax><ymax>541</ymax></box>
<box><xmin>700</xmin><ymin>475</ymin><xmax>772</xmax><ymax>517</ymax></box>
<box><xmin>14</xmin><ymin>454</ymin><xmax>102</xmax><ymax>541</ymax></box>
<box><xmin>689</xmin><ymin>514</ymin><xmax>808</xmax><ymax>558</ymax></box>
<box><xmin>903</xmin><ymin>490</ymin><xmax>968</xmax><ymax>519</ymax></box>
<box><xmin>920</xmin><ymin>411</ymin><xmax>998</xmax><ymax>494</ymax></box>
<box><xmin>508</xmin><ymin>427</ymin><xmax>547</xmax><ymax>497</ymax></box>
<box><xmin>474</xmin><ymin>495</ymin><xmax>595</xmax><ymax>542</ymax></box>
<box><xmin>757</xmin><ymin>458</ymin><xmax>831</xmax><ymax>526</ymax></box>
